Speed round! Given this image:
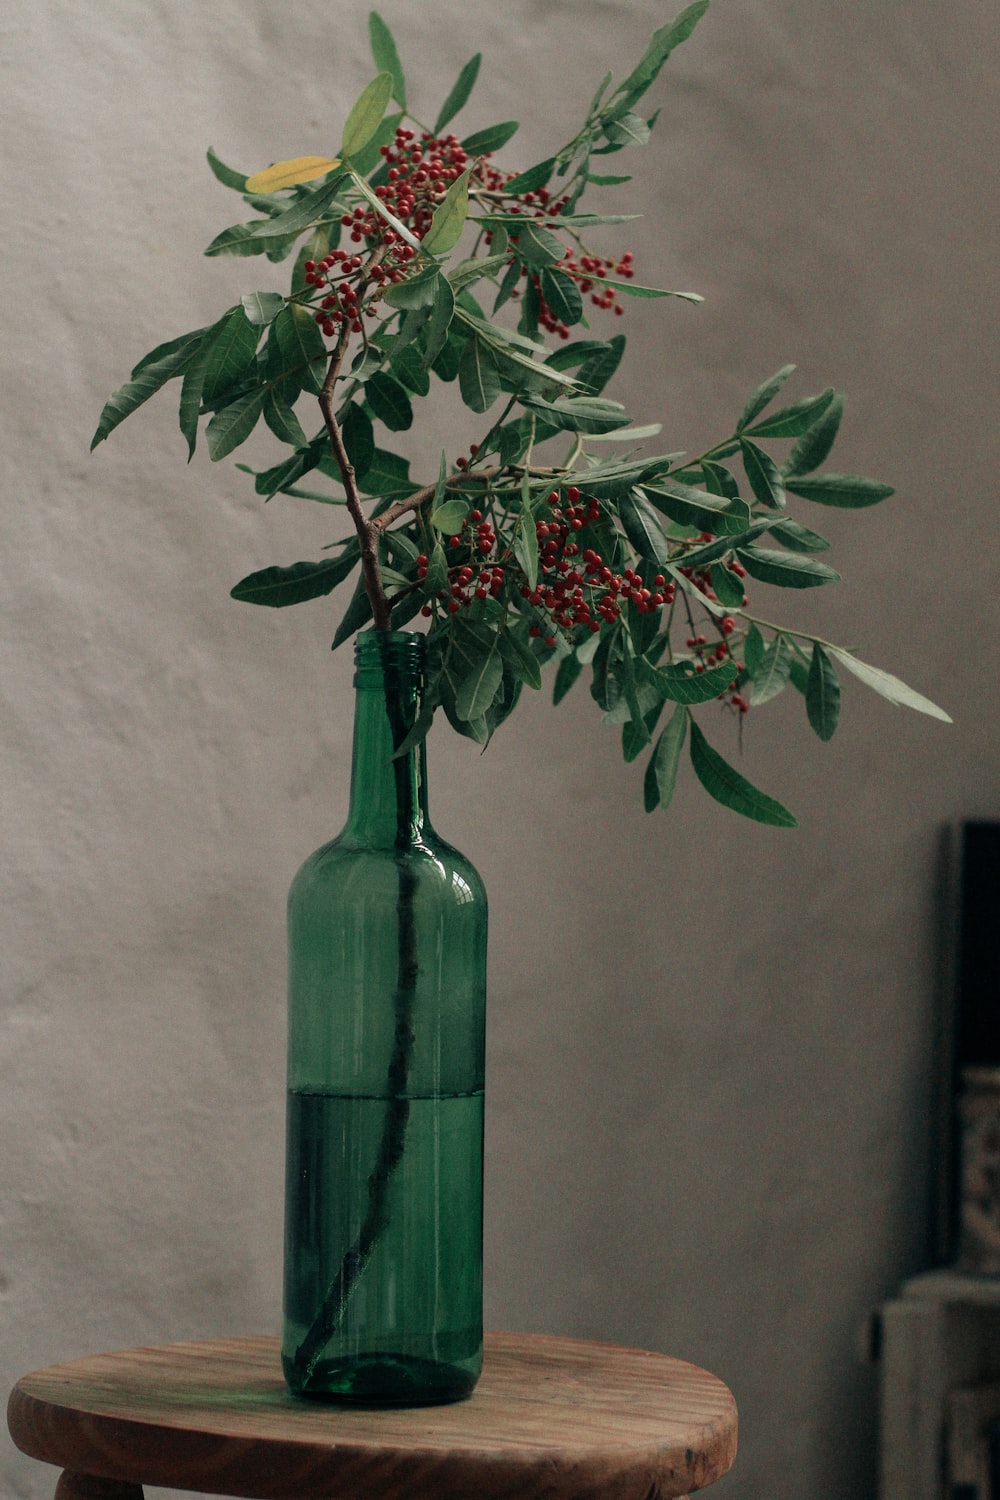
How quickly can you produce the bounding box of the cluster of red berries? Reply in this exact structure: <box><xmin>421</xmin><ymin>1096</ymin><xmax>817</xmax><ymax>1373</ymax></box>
<box><xmin>304</xmin><ymin>126</ymin><xmax>471</xmax><ymax>338</ymax></box>
<box><xmin>415</xmin><ymin>508</ymin><xmax>504</xmax><ymax>616</ymax></box>
<box><xmin>685</xmin><ymin>620</ymin><xmax>750</xmax><ymax>716</ymax></box>
<box><xmin>519</xmin><ymin>487</ymin><xmax>677</xmax><ymax>642</ymax></box>
<box><xmin>374</xmin><ymin>126</ymin><xmax>471</xmax><ymax>239</ymax></box>
<box><xmin>476</xmin><ymin>163</ymin><xmax>636</xmax><ymax>337</ymax></box>
<box><xmin>675</xmin><ymin>538</ymin><xmax>749</xmax><ymax>608</ymax></box>
<box><xmin>304</xmin><ymin>246</ymin><xmax>419</xmax><ymax>336</ymax></box>
<box><xmin>531</xmin><ymin>249</ymin><xmax>636</xmax><ymax>338</ymax></box>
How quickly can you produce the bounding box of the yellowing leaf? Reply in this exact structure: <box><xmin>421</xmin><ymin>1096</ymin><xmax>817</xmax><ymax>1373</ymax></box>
<box><xmin>245</xmin><ymin>156</ymin><xmax>341</xmax><ymax>193</ymax></box>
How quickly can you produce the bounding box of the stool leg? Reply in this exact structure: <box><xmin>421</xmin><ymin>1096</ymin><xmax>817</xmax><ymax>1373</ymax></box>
<box><xmin>54</xmin><ymin>1473</ymin><xmax>144</xmax><ymax>1500</ymax></box>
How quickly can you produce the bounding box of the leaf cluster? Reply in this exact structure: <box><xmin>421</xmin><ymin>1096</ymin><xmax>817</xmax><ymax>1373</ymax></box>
<box><xmin>92</xmin><ymin>6</ymin><xmax>949</xmax><ymax>826</ymax></box>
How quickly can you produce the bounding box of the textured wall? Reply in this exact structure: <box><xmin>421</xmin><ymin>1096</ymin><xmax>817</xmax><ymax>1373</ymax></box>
<box><xmin>2</xmin><ymin>2</ymin><xmax>998</xmax><ymax>1497</ymax></box>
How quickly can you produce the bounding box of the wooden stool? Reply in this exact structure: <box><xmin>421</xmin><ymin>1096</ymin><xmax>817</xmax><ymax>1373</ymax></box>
<box><xmin>7</xmin><ymin>1330</ymin><xmax>737</xmax><ymax>1499</ymax></box>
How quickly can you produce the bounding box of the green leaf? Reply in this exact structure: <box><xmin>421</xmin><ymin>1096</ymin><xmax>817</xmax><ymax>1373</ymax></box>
<box><xmin>499</xmin><ymin>628</ymin><xmax>542</xmax><ymax>692</ymax></box>
<box><xmin>539</xmin><ymin>266</ymin><xmax>584</xmax><ymax>326</ymax></box>
<box><xmin>788</xmin><ymin>657</ymin><xmax>809</xmax><ymax>695</ymax></box>
<box><xmin>665</xmin><ymin>567</ymin><xmax>734</xmax><ymax>620</ymax></box>
<box><xmin>349</xmin><ymin>170</ymin><xmax>422</xmax><ymax>252</ymax></box>
<box><xmin>750</xmin><ymin>635</ymin><xmax>792</xmax><ymax>706</ymax></box>
<box><xmin>649</xmin><ymin>658</ymin><xmax>739</xmax><ymax>705</ymax></box>
<box><xmin>826</xmin><ymin>648</ymin><xmax>952</xmax><ymax>722</ymax></box>
<box><xmin>365</xmin><ymin>371</ymin><xmax>413</xmax><ymax>431</ymax></box>
<box><xmin>573</xmin><ymin>335</ymin><xmax>625</xmax><ymax>397</ymax></box>
<box><xmin>341</xmin><ymin>72</ymin><xmax>394</xmax><ymax>159</ymax></box>
<box><xmin>554</xmin><ymin>651</ymin><xmax>583</xmax><ymax>705</ymax></box>
<box><xmin>426</xmin><ymin>539</ymin><xmax>449</xmax><ymax>596</ymax></box>
<box><xmin>230</xmin><ymin>546</ymin><xmax>360</xmax><ymax>606</ymax></box>
<box><xmin>806</xmin><ymin>643</ymin><xmax>840</xmax><ymax>741</ymax></box>
<box><xmin>744</xmin><ymin>622</ymin><xmax>766</xmax><ymax>675</ymax></box>
<box><xmin>504</xmin><ymin>157</ymin><xmax>557</xmax><ymax>194</ymax></box>
<box><xmin>429</xmin><ymin>322</ymin><xmax>465</xmax><ymax>382</ymax></box>
<box><xmin>383</xmin><ymin>267</ymin><xmax>440</xmax><ymax>310</ymax></box>
<box><xmin>461</xmin><ymin>121</ymin><xmax>519</xmax><ymax>155</ymax></box>
<box><xmin>701</xmin><ymin>460</ymin><xmax>740</xmax><ymax>501</ymax></box>
<box><xmin>689</xmin><ymin>721</ymin><xmax>798</xmax><ymax>827</ymax></box>
<box><xmin>608</xmin><ymin>2</ymin><xmax>710</xmax><ymax>117</ymax></box>
<box><xmin>492</xmin><ymin>256</ymin><xmax>522</xmax><ymax>314</ymax></box>
<box><xmin>91</xmin><ymin>329</ymin><xmax>206</xmax><ymax>449</ymax></box>
<box><xmin>204</xmin><ymin>221</ymin><xmax>280</xmax><ymax>258</ymax></box>
<box><xmin>643</xmin><ymin>480</ymin><xmax>751</xmax><ymax>536</ymax></box>
<box><xmin>453</xmin><ymin>309</ymin><xmax>578</xmax><ymax>389</ymax></box>
<box><xmin>332</xmin><ymin>576</ymin><xmax>374</xmax><ymax>648</ymax></box>
<box><xmin>206</xmin><ymin>147</ymin><xmax>248</xmax><ymax>191</ymax></box>
<box><xmin>514</xmin><ymin>474</ymin><xmax>540</xmax><ymax>590</ymax></box>
<box><xmin>201</xmin><ymin>305</ymin><xmax>259</xmax><ymax>402</ymax></box>
<box><xmin>241</xmin><ymin>291</ymin><xmax>285</xmax><ymax>327</ymax></box>
<box><xmin>602</xmin><ymin>112</ymin><xmax>651</xmax><ymax>148</ymax></box>
<box><xmin>388</xmin><ymin>340</ymin><xmax>431</xmax><ymax>396</ymax></box>
<box><xmin>368</xmin><ymin>13</ymin><xmax>406</xmax><ymax>108</ymax></box>
<box><xmin>177</xmin><ymin>320</ymin><xmax>226</xmax><ymax>458</ymax></box>
<box><xmin>447</xmin><ymin>252</ymin><xmax>510</xmax><ymax>291</ymax></box>
<box><xmin>737</xmin><ymin>364</ymin><xmax>796</xmax><ymax>431</ymax></box>
<box><xmin>434</xmin><ymin>52</ymin><xmax>482</xmax><ymax>134</ymax></box>
<box><xmin>459</xmin><ymin>335</ymin><xmax>502</xmax><ymax>413</ymax></box>
<box><xmin>678</xmin><ymin>521</ymin><xmax>773</xmax><ymax>569</ymax></box>
<box><xmin>594</xmin><ymin>277</ymin><xmax>702</xmax><ymax>303</ymax></box>
<box><xmin>430</xmin><ymin>497</ymin><xmax>469</xmax><ymax>534</ymax></box>
<box><xmin>784</xmin><ymin>473</ymin><xmax>895</xmax><ymax>508</ymax></box>
<box><xmin>746</xmin><ymin>387</ymin><xmax>836</xmax><ymax>439</ymax></box>
<box><xmin>508</xmin><ymin>220</ymin><xmax>565</xmax><ymax>268</ymax></box>
<box><xmin>624</xmin><ymin>695</ymin><xmax>665</xmax><ymax>762</ymax></box>
<box><xmin>784</xmin><ymin>393</ymin><xmax>845</xmax><ymax>477</ymax></box>
<box><xmin>589</xmin><ymin>423</ymin><xmax>663</xmax><ymax>445</ymax></box>
<box><xmin>341</xmin><ymin>401</ymin><xmax>375</xmax><ymax>479</ymax></box>
<box><xmin>272</xmin><ymin>302</ymin><xmax>328</xmax><ymax>396</ymax></box>
<box><xmin>423</xmin><ymin>274</ymin><xmax>456</xmax><ymax>368</ymax></box>
<box><xmin>246</xmin><ymin>173</ymin><xmax>347</xmax><ymax>241</ymax></box>
<box><xmin>736</xmin><ymin>546</ymin><xmax>840</xmax><ymax>589</ymax></box>
<box><xmin>711</xmin><ymin>563</ymin><xmax>745</xmax><ymax>607</ymax></box>
<box><xmin>520</xmin><ymin>395</ymin><xmax>630</xmax><ymax>435</ymax></box>
<box><xmin>349</xmin><ymin>109</ymin><xmax>404</xmax><ymax>178</ymax></box>
<box><xmin>450</xmin><ymin>625</ymin><xmax>504</xmax><ymax>720</ymax></box>
<box><xmin>421</xmin><ymin>167</ymin><xmax>472</xmax><ymax>256</ymax></box>
<box><xmin>128</xmin><ymin>328</ymin><xmax>208</xmax><ymax>380</ymax></box>
<box><xmin>355</xmin><ymin>446</ymin><xmax>414</xmax><ymax>497</ymax></box>
<box><xmin>252</xmin><ymin>431</ymin><xmax>327</xmax><ymax>497</ymax></box>
<box><xmin>205</xmin><ymin>388</ymin><xmax>266</xmax><ymax>460</ymax></box>
<box><xmin>618</xmin><ymin>488</ymin><xmax>671</xmax><ymax>565</ymax></box>
<box><xmin>263</xmin><ymin>388</ymin><xmax>308</xmax><ymax>448</ymax></box>
<box><xmin>740</xmin><ymin>438</ymin><xmax>786</xmax><ymax>509</ymax></box>
<box><xmin>766</xmin><ymin>518</ymin><xmax>831</xmax><ymax>553</ymax></box>
<box><xmin>644</xmin><ymin>706</ymin><xmax>687</xmax><ymax>812</ymax></box>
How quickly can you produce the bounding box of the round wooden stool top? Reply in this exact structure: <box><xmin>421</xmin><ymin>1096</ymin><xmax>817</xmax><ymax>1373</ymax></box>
<box><xmin>7</xmin><ymin>1331</ymin><xmax>737</xmax><ymax>1500</ymax></box>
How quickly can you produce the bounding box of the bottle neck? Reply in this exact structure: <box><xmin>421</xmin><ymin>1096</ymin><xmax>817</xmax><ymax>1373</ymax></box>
<box><xmin>342</xmin><ymin>631</ymin><xmax>430</xmax><ymax>847</ymax></box>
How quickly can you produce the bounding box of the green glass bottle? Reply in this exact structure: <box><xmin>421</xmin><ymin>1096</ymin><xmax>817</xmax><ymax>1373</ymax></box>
<box><xmin>282</xmin><ymin>630</ymin><xmax>487</xmax><ymax>1405</ymax></box>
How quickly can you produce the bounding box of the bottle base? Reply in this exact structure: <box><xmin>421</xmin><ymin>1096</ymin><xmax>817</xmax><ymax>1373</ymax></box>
<box><xmin>282</xmin><ymin>1350</ymin><xmax>480</xmax><ymax>1406</ymax></box>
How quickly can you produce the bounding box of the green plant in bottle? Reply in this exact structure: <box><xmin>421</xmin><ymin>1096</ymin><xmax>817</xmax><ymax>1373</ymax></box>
<box><xmin>93</xmin><ymin>4</ymin><xmax>951</xmax><ymax>1402</ymax></box>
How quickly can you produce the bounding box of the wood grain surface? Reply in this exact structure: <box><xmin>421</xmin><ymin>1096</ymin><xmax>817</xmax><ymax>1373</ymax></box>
<box><xmin>8</xmin><ymin>1331</ymin><xmax>737</xmax><ymax>1499</ymax></box>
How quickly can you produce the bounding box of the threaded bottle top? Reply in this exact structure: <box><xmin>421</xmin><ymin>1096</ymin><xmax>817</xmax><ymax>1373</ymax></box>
<box><xmin>353</xmin><ymin>629</ymin><xmax>425</xmax><ymax>690</ymax></box>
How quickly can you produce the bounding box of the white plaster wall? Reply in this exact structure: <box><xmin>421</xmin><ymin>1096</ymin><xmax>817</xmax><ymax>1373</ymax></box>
<box><xmin>2</xmin><ymin>2</ymin><xmax>997</xmax><ymax>1496</ymax></box>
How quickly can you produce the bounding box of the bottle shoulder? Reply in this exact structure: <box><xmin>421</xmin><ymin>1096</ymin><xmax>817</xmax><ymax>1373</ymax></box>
<box><xmin>288</xmin><ymin>831</ymin><xmax>486</xmax><ymax>906</ymax></box>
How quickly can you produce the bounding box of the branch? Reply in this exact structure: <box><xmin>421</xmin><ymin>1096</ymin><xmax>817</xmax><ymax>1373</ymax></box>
<box><xmin>371</xmin><ymin>461</ymin><xmax>565</xmax><ymax>535</ymax></box>
<box><xmin>317</xmin><ymin>251</ymin><xmax>393</xmax><ymax>631</ymax></box>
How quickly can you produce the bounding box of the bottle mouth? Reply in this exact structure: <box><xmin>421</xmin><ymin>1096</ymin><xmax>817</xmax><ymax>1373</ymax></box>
<box><xmin>353</xmin><ymin>629</ymin><xmax>425</xmax><ymax>688</ymax></box>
